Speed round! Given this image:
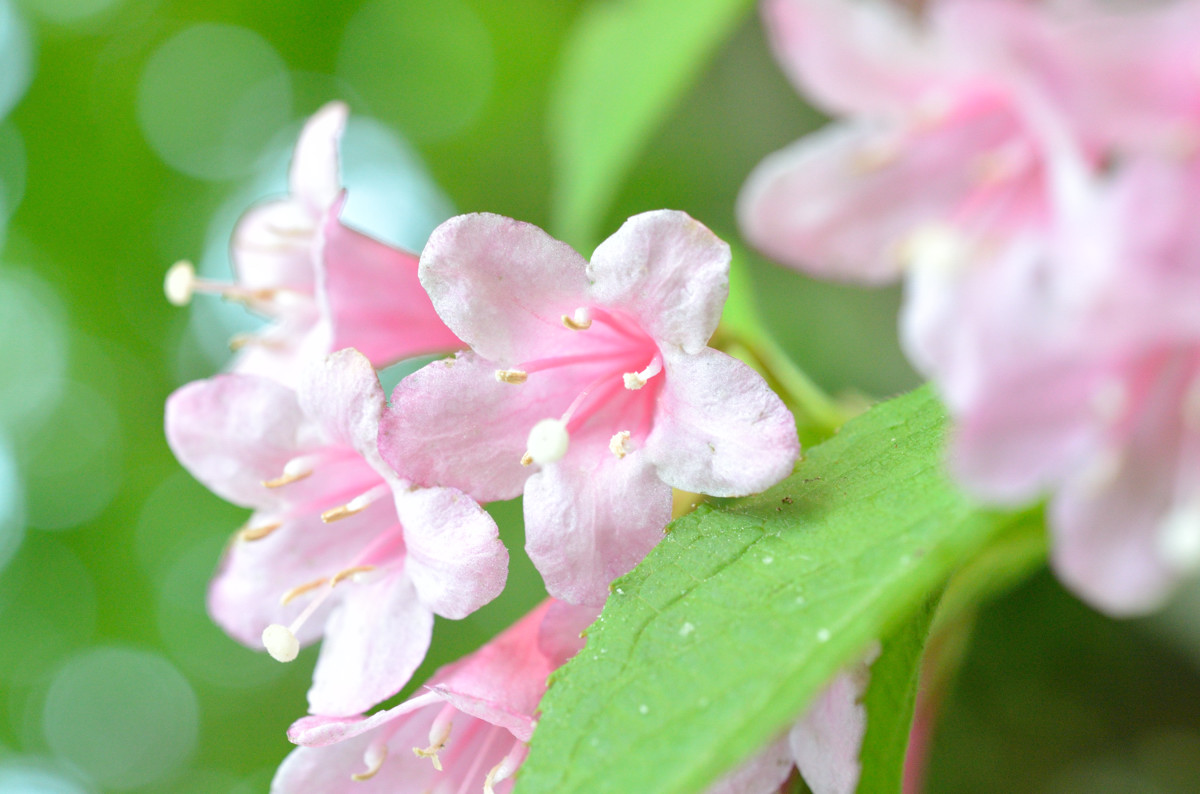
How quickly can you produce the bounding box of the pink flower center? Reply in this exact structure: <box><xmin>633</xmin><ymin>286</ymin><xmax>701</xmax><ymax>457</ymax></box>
<box><xmin>495</xmin><ymin>306</ymin><xmax>663</xmax><ymax>465</ymax></box>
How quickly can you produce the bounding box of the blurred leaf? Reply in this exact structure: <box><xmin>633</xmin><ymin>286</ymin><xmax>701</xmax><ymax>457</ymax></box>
<box><xmin>549</xmin><ymin>0</ymin><xmax>755</xmax><ymax>249</ymax></box>
<box><xmin>519</xmin><ymin>386</ymin><xmax>1026</xmax><ymax>794</ymax></box>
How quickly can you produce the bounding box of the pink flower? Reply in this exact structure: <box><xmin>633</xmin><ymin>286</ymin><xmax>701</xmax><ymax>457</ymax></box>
<box><xmin>273</xmin><ymin>599</ymin><xmax>595</xmax><ymax>793</ymax></box>
<box><xmin>951</xmin><ymin>155</ymin><xmax>1200</xmax><ymax>615</ymax></box>
<box><xmin>379</xmin><ymin>210</ymin><xmax>799</xmax><ymax>605</ymax></box>
<box><xmin>736</xmin><ymin>0</ymin><xmax>1113</xmax><ymax>407</ymax></box>
<box><xmin>164</xmin><ymin>101</ymin><xmax>461</xmax><ymax>385</ymax></box>
<box><xmin>165</xmin><ymin>348</ymin><xmax>507</xmax><ymax>714</ymax></box>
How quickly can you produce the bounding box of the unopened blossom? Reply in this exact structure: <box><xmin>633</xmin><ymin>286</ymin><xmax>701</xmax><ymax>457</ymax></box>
<box><xmin>273</xmin><ymin>599</ymin><xmax>596</xmax><ymax>793</ymax></box>
<box><xmin>164</xmin><ymin>101</ymin><xmax>460</xmax><ymax>385</ymax></box>
<box><xmin>166</xmin><ymin>348</ymin><xmax>507</xmax><ymax>714</ymax></box>
<box><xmin>379</xmin><ymin>210</ymin><xmax>799</xmax><ymax>605</ymax></box>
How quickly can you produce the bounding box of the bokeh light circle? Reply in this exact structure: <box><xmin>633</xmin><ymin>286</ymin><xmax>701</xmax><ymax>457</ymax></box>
<box><xmin>0</xmin><ymin>1</ymin><xmax>33</xmax><ymax>120</ymax></box>
<box><xmin>0</xmin><ymin>432</ymin><xmax>23</xmax><ymax>574</ymax></box>
<box><xmin>0</xmin><ymin>269</ymin><xmax>68</xmax><ymax>432</ymax></box>
<box><xmin>23</xmin><ymin>380</ymin><xmax>121</xmax><ymax>531</ymax></box>
<box><xmin>0</xmin><ymin>539</ymin><xmax>97</xmax><ymax>686</ymax></box>
<box><xmin>137</xmin><ymin>24</ymin><xmax>292</xmax><ymax>181</ymax></box>
<box><xmin>25</xmin><ymin>0</ymin><xmax>124</xmax><ymax>26</ymax></box>
<box><xmin>338</xmin><ymin>0</ymin><xmax>493</xmax><ymax>143</ymax></box>
<box><xmin>42</xmin><ymin>647</ymin><xmax>198</xmax><ymax>790</ymax></box>
<box><xmin>0</xmin><ymin>758</ymin><xmax>93</xmax><ymax>794</ymax></box>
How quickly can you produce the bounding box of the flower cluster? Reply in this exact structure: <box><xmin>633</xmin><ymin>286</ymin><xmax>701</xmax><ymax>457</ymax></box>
<box><xmin>740</xmin><ymin>0</ymin><xmax>1200</xmax><ymax>615</ymax></box>
<box><xmin>164</xmin><ymin>103</ymin><xmax>814</xmax><ymax>788</ymax></box>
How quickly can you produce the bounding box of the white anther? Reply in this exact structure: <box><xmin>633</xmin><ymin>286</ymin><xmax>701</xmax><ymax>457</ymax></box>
<box><xmin>526</xmin><ymin>419</ymin><xmax>569</xmax><ymax>465</ymax></box>
<box><xmin>237</xmin><ymin>521</ymin><xmax>282</xmax><ymax>542</ymax></box>
<box><xmin>609</xmin><ymin>431</ymin><xmax>632</xmax><ymax>459</ymax></box>
<box><xmin>262</xmin><ymin>624</ymin><xmax>300</xmax><ymax>662</ymax></box>
<box><xmin>495</xmin><ymin>369</ymin><xmax>528</xmax><ymax>384</ymax></box>
<box><xmin>902</xmin><ymin>224</ymin><xmax>966</xmax><ymax>275</ymax></box>
<box><xmin>321</xmin><ymin>486</ymin><xmax>386</xmax><ymax>523</ymax></box>
<box><xmin>485</xmin><ymin>741</ymin><xmax>529</xmax><ymax>794</ymax></box>
<box><xmin>351</xmin><ymin>743</ymin><xmax>387</xmax><ymax>782</ymax></box>
<box><xmin>413</xmin><ymin>708</ymin><xmax>453</xmax><ymax>771</ymax></box>
<box><xmin>562</xmin><ymin>307</ymin><xmax>592</xmax><ymax>331</ymax></box>
<box><xmin>623</xmin><ymin>357</ymin><xmax>662</xmax><ymax>391</ymax></box>
<box><xmin>164</xmin><ymin>260</ymin><xmax>196</xmax><ymax>306</ymax></box>
<box><xmin>263</xmin><ymin>456</ymin><xmax>317</xmax><ymax>488</ymax></box>
<box><xmin>1158</xmin><ymin>503</ymin><xmax>1200</xmax><ymax>572</ymax></box>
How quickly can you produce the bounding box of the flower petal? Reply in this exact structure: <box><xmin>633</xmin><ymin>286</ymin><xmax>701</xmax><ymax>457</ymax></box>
<box><xmin>231</xmin><ymin>200</ymin><xmax>319</xmax><ymax>293</ymax></box>
<box><xmin>207</xmin><ymin>505</ymin><xmax>390</xmax><ymax>648</ymax></box>
<box><xmin>418</xmin><ymin>213</ymin><xmax>591</xmax><ymax>364</ymax></box>
<box><xmin>645</xmin><ymin>348</ymin><xmax>799</xmax><ymax>498</ymax></box>
<box><xmin>524</xmin><ymin>443</ymin><xmax>672</xmax><ymax>606</ymax></box>
<box><xmin>587</xmin><ymin>210</ymin><xmax>730</xmax><ymax>355</ymax></box>
<box><xmin>307</xmin><ymin>571</ymin><xmax>434</xmax><ymax>716</ymax></box>
<box><xmin>738</xmin><ymin>116</ymin><xmax>1016</xmax><ymax>282</ymax></box>
<box><xmin>288</xmin><ymin>100</ymin><xmax>347</xmax><ymax>213</ymax></box>
<box><xmin>298</xmin><ymin>348</ymin><xmax>388</xmax><ymax>471</ymax></box>
<box><xmin>949</xmin><ymin>351</ymin><xmax>1104</xmax><ymax>504</ymax></box>
<box><xmin>1050</xmin><ymin>355</ymin><xmax>1200</xmax><ymax>617</ymax></box>
<box><xmin>396</xmin><ymin>485</ymin><xmax>508</xmax><ymax>620</ymax></box>
<box><xmin>379</xmin><ymin>351</ymin><xmax>556</xmax><ymax>502</ymax></box>
<box><xmin>706</xmin><ymin>737</ymin><xmax>793</xmax><ymax>794</ymax></box>
<box><xmin>320</xmin><ymin>196</ymin><xmax>463</xmax><ymax>368</ymax></box>
<box><xmin>762</xmin><ymin>0</ymin><xmax>941</xmax><ymax>117</ymax></box>
<box><xmin>789</xmin><ymin>643</ymin><xmax>879</xmax><ymax>794</ymax></box>
<box><xmin>165</xmin><ymin>374</ymin><xmax>308</xmax><ymax>508</ymax></box>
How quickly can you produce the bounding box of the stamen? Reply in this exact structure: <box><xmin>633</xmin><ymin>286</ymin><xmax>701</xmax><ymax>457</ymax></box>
<box><xmin>280</xmin><ymin>576</ymin><xmax>329</xmax><ymax>606</ymax></box>
<box><xmin>900</xmin><ymin>224</ymin><xmax>966</xmax><ymax>274</ymax></box>
<box><xmin>330</xmin><ymin>565</ymin><xmax>376</xmax><ymax>586</ymax></box>
<box><xmin>526</xmin><ymin>419</ymin><xmax>569</xmax><ymax>465</ymax></box>
<box><xmin>351</xmin><ymin>743</ymin><xmax>387</xmax><ymax>782</ymax></box>
<box><xmin>413</xmin><ymin>704</ymin><xmax>455</xmax><ymax>771</ymax></box>
<box><xmin>237</xmin><ymin>520</ymin><xmax>282</xmax><ymax>542</ymax></box>
<box><xmin>623</xmin><ymin>355</ymin><xmax>662</xmax><ymax>391</ymax></box>
<box><xmin>562</xmin><ymin>307</ymin><xmax>592</xmax><ymax>331</ymax></box>
<box><xmin>609</xmin><ymin>430</ymin><xmax>632</xmax><ymax>459</ymax></box>
<box><xmin>263</xmin><ymin>456</ymin><xmax>318</xmax><ymax>488</ymax></box>
<box><xmin>484</xmin><ymin>741</ymin><xmax>529</xmax><ymax>794</ymax></box>
<box><xmin>262</xmin><ymin>624</ymin><xmax>300</xmax><ymax>662</ymax></box>
<box><xmin>164</xmin><ymin>260</ymin><xmax>197</xmax><ymax>306</ymax></box>
<box><xmin>229</xmin><ymin>332</ymin><xmax>290</xmax><ymax>352</ymax></box>
<box><xmin>321</xmin><ymin>485</ymin><xmax>388</xmax><ymax>523</ymax></box>
<box><xmin>495</xmin><ymin>369</ymin><xmax>528</xmax><ymax>384</ymax></box>
<box><xmin>520</xmin><ymin>453</ymin><xmax>533</xmax><ymax>467</ymax></box>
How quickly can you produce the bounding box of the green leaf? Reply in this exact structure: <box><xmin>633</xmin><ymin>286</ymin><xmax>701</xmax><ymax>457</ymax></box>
<box><xmin>857</xmin><ymin>598</ymin><xmax>938</xmax><ymax>794</ymax></box>
<box><xmin>517</xmin><ymin>386</ymin><xmax>1026</xmax><ymax>794</ymax></box>
<box><xmin>549</xmin><ymin>0</ymin><xmax>755</xmax><ymax>249</ymax></box>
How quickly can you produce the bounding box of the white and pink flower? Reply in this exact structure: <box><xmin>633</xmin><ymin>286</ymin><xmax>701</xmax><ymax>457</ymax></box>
<box><xmin>379</xmin><ymin>210</ymin><xmax>799</xmax><ymax>605</ymax></box>
<box><xmin>165</xmin><ymin>101</ymin><xmax>461</xmax><ymax>385</ymax></box>
<box><xmin>166</xmin><ymin>348</ymin><xmax>507</xmax><ymax>715</ymax></box>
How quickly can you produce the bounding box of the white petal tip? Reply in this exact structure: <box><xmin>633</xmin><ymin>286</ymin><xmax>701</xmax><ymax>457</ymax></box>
<box><xmin>527</xmin><ymin>418</ymin><xmax>569</xmax><ymax>465</ymax></box>
<box><xmin>262</xmin><ymin>624</ymin><xmax>300</xmax><ymax>662</ymax></box>
<box><xmin>164</xmin><ymin>260</ymin><xmax>195</xmax><ymax>306</ymax></box>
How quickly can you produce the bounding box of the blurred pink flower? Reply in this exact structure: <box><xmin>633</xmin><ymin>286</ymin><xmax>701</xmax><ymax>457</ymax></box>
<box><xmin>951</xmin><ymin>155</ymin><xmax>1200</xmax><ymax>615</ymax></box>
<box><xmin>165</xmin><ymin>101</ymin><xmax>460</xmax><ymax>385</ymax></box>
<box><xmin>379</xmin><ymin>210</ymin><xmax>799</xmax><ymax>605</ymax></box>
<box><xmin>166</xmin><ymin>348</ymin><xmax>507</xmax><ymax>714</ymax></box>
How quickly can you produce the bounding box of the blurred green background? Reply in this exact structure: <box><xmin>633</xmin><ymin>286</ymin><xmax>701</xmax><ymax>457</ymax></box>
<box><xmin>0</xmin><ymin>0</ymin><xmax>1197</xmax><ymax>791</ymax></box>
